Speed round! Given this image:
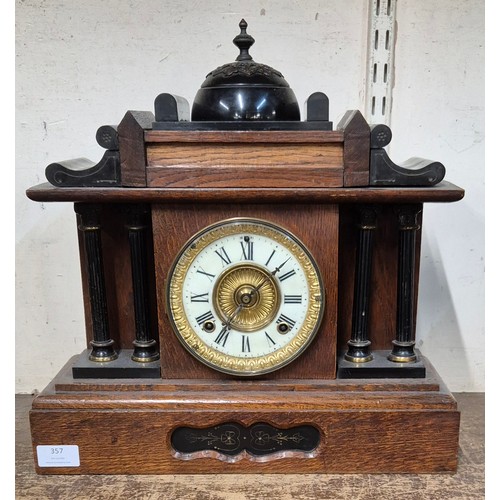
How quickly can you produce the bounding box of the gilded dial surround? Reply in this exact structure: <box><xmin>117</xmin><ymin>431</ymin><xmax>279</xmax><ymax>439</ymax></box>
<box><xmin>167</xmin><ymin>218</ymin><xmax>324</xmax><ymax>376</ymax></box>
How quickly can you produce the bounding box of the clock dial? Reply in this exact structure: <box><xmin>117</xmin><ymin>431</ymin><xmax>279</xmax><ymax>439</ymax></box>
<box><xmin>167</xmin><ymin>218</ymin><xmax>324</xmax><ymax>376</ymax></box>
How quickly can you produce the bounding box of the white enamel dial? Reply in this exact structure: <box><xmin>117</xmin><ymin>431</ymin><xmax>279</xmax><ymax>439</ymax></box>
<box><xmin>167</xmin><ymin>218</ymin><xmax>324</xmax><ymax>376</ymax></box>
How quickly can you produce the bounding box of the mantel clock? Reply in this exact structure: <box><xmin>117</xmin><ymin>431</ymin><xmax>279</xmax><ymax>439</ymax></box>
<box><xmin>26</xmin><ymin>20</ymin><xmax>464</xmax><ymax>474</ymax></box>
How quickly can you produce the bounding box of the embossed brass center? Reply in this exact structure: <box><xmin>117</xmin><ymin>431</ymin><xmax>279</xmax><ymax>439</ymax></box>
<box><xmin>235</xmin><ymin>285</ymin><xmax>259</xmax><ymax>307</ymax></box>
<box><xmin>213</xmin><ymin>264</ymin><xmax>280</xmax><ymax>333</ymax></box>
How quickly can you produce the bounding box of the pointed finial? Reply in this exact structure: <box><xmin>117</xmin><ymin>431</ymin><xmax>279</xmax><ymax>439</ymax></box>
<box><xmin>233</xmin><ymin>18</ymin><xmax>255</xmax><ymax>61</ymax></box>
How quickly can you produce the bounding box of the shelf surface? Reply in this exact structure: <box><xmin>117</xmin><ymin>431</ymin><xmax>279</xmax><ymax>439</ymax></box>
<box><xmin>26</xmin><ymin>180</ymin><xmax>465</xmax><ymax>204</ymax></box>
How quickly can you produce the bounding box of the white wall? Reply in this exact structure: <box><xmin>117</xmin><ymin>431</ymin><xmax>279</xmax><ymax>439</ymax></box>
<box><xmin>15</xmin><ymin>0</ymin><xmax>484</xmax><ymax>393</ymax></box>
<box><xmin>390</xmin><ymin>1</ymin><xmax>484</xmax><ymax>391</ymax></box>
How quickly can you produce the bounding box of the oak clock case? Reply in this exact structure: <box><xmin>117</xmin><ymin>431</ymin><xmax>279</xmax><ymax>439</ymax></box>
<box><xmin>166</xmin><ymin>218</ymin><xmax>325</xmax><ymax>376</ymax></box>
<box><xmin>26</xmin><ymin>20</ymin><xmax>464</xmax><ymax>474</ymax></box>
<box><xmin>154</xmin><ymin>203</ymin><xmax>338</xmax><ymax>381</ymax></box>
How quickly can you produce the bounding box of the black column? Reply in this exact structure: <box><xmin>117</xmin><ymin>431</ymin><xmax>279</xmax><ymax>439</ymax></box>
<box><xmin>388</xmin><ymin>204</ymin><xmax>421</xmax><ymax>363</ymax></box>
<box><xmin>75</xmin><ymin>203</ymin><xmax>118</xmax><ymax>362</ymax></box>
<box><xmin>126</xmin><ymin>204</ymin><xmax>159</xmax><ymax>362</ymax></box>
<box><xmin>345</xmin><ymin>206</ymin><xmax>377</xmax><ymax>363</ymax></box>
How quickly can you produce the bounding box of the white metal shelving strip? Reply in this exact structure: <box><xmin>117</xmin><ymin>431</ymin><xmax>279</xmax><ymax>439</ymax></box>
<box><xmin>365</xmin><ymin>0</ymin><xmax>397</xmax><ymax>125</ymax></box>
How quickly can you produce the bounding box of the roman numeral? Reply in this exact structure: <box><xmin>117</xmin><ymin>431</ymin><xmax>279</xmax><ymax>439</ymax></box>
<box><xmin>241</xmin><ymin>335</ymin><xmax>251</xmax><ymax>353</ymax></box>
<box><xmin>195</xmin><ymin>311</ymin><xmax>214</xmax><ymax>326</ymax></box>
<box><xmin>264</xmin><ymin>331</ymin><xmax>276</xmax><ymax>347</ymax></box>
<box><xmin>240</xmin><ymin>240</ymin><xmax>254</xmax><ymax>261</ymax></box>
<box><xmin>276</xmin><ymin>314</ymin><xmax>296</xmax><ymax>328</ymax></box>
<box><xmin>214</xmin><ymin>329</ymin><xmax>230</xmax><ymax>346</ymax></box>
<box><xmin>278</xmin><ymin>269</ymin><xmax>296</xmax><ymax>282</ymax></box>
<box><xmin>284</xmin><ymin>295</ymin><xmax>302</xmax><ymax>304</ymax></box>
<box><xmin>215</xmin><ymin>247</ymin><xmax>232</xmax><ymax>266</ymax></box>
<box><xmin>190</xmin><ymin>292</ymin><xmax>209</xmax><ymax>303</ymax></box>
<box><xmin>196</xmin><ymin>268</ymin><xmax>215</xmax><ymax>281</ymax></box>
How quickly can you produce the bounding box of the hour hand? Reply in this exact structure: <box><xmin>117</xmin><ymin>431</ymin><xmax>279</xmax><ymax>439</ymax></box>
<box><xmin>222</xmin><ymin>304</ymin><xmax>243</xmax><ymax>329</ymax></box>
<box><xmin>214</xmin><ymin>305</ymin><xmax>243</xmax><ymax>346</ymax></box>
<box><xmin>214</xmin><ymin>324</ymin><xmax>231</xmax><ymax>346</ymax></box>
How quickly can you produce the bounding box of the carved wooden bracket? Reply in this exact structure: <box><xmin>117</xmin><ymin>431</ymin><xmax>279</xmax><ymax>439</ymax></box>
<box><xmin>369</xmin><ymin>124</ymin><xmax>446</xmax><ymax>186</ymax></box>
<box><xmin>45</xmin><ymin>125</ymin><xmax>121</xmax><ymax>187</ymax></box>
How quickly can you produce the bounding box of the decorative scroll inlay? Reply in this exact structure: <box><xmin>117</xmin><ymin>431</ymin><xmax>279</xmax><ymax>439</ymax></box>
<box><xmin>171</xmin><ymin>423</ymin><xmax>320</xmax><ymax>461</ymax></box>
<box><xmin>207</xmin><ymin>61</ymin><xmax>286</xmax><ymax>82</ymax></box>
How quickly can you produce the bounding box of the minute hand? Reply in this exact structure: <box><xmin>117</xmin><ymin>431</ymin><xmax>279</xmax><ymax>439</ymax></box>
<box><xmin>272</xmin><ymin>257</ymin><xmax>291</xmax><ymax>277</ymax></box>
<box><xmin>253</xmin><ymin>257</ymin><xmax>291</xmax><ymax>293</ymax></box>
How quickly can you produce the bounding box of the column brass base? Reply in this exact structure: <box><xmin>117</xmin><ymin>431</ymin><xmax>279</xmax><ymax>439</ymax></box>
<box><xmin>73</xmin><ymin>349</ymin><xmax>161</xmax><ymax>379</ymax></box>
<box><xmin>388</xmin><ymin>340</ymin><xmax>417</xmax><ymax>363</ymax></box>
<box><xmin>344</xmin><ymin>340</ymin><xmax>373</xmax><ymax>363</ymax></box>
<box><xmin>88</xmin><ymin>339</ymin><xmax>118</xmax><ymax>362</ymax></box>
<box><xmin>131</xmin><ymin>339</ymin><xmax>160</xmax><ymax>363</ymax></box>
<box><xmin>338</xmin><ymin>349</ymin><xmax>425</xmax><ymax>378</ymax></box>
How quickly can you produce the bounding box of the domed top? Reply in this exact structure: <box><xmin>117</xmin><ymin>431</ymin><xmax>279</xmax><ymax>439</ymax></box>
<box><xmin>191</xmin><ymin>20</ymin><xmax>300</xmax><ymax>122</ymax></box>
<box><xmin>200</xmin><ymin>19</ymin><xmax>292</xmax><ymax>89</ymax></box>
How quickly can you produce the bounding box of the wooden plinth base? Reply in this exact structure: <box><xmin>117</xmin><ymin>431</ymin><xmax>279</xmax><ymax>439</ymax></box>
<box><xmin>29</xmin><ymin>355</ymin><xmax>460</xmax><ymax>474</ymax></box>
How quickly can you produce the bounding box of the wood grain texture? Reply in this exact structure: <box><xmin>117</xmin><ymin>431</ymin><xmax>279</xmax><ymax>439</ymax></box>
<box><xmin>144</xmin><ymin>130</ymin><xmax>344</xmax><ymax>143</ymax></box>
<box><xmin>117</xmin><ymin>111</ymin><xmax>154</xmax><ymax>187</ymax></box>
<box><xmin>16</xmin><ymin>393</ymin><xmax>484</xmax><ymax>498</ymax></box>
<box><xmin>52</xmin><ymin>355</ymin><xmax>441</xmax><ymax>393</ymax></box>
<box><xmin>35</xmin><ymin>356</ymin><xmax>449</xmax><ymax>411</ymax></box>
<box><xmin>27</xmin><ymin>356</ymin><xmax>460</xmax><ymax>475</ymax></box>
<box><xmin>26</xmin><ymin>181</ymin><xmax>465</xmax><ymax>204</ymax></box>
<box><xmin>29</xmin><ymin>409</ymin><xmax>459</xmax><ymax>474</ymax></box>
<box><xmin>151</xmin><ymin>203</ymin><xmax>338</xmax><ymax>380</ymax></box>
<box><xmin>145</xmin><ymin>142</ymin><xmax>344</xmax><ymax>188</ymax></box>
<box><xmin>337</xmin><ymin>110</ymin><xmax>371</xmax><ymax>187</ymax></box>
<box><xmin>47</xmin><ymin>355</ymin><xmax>443</xmax><ymax>396</ymax></box>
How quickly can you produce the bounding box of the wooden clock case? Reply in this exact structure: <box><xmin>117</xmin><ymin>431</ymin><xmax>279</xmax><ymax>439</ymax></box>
<box><xmin>26</xmin><ymin>105</ymin><xmax>464</xmax><ymax>474</ymax></box>
<box><xmin>25</xmin><ymin>21</ymin><xmax>464</xmax><ymax>472</ymax></box>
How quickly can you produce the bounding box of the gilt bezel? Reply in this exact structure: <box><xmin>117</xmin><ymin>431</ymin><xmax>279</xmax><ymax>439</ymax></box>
<box><xmin>166</xmin><ymin>217</ymin><xmax>324</xmax><ymax>376</ymax></box>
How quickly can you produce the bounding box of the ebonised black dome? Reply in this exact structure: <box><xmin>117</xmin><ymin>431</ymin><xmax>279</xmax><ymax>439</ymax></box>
<box><xmin>191</xmin><ymin>19</ymin><xmax>301</xmax><ymax>122</ymax></box>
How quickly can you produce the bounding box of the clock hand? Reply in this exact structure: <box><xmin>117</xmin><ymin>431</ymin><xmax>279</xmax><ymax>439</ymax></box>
<box><xmin>254</xmin><ymin>275</ymin><xmax>271</xmax><ymax>292</ymax></box>
<box><xmin>220</xmin><ymin>304</ymin><xmax>244</xmax><ymax>333</ymax></box>
<box><xmin>217</xmin><ymin>257</ymin><xmax>294</xmax><ymax>336</ymax></box>
<box><xmin>273</xmin><ymin>257</ymin><xmax>291</xmax><ymax>276</ymax></box>
<box><xmin>253</xmin><ymin>257</ymin><xmax>291</xmax><ymax>291</ymax></box>
<box><xmin>214</xmin><ymin>308</ymin><xmax>240</xmax><ymax>344</ymax></box>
